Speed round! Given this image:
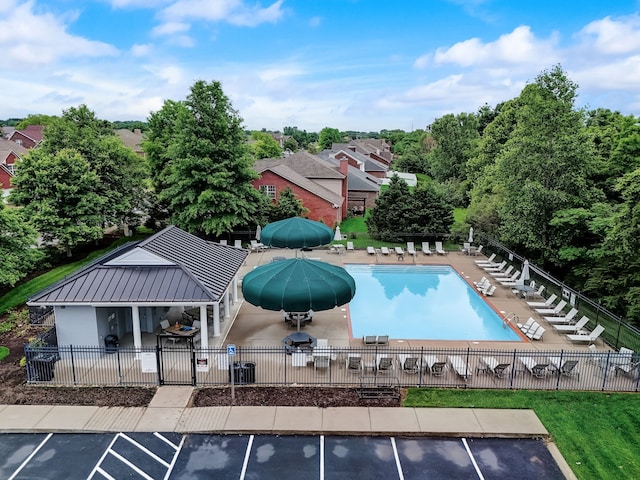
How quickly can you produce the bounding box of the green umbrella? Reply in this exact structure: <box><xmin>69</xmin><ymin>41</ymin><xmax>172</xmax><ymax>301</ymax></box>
<box><xmin>242</xmin><ymin>258</ymin><xmax>356</xmax><ymax>313</ymax></box>
<box><xmin>260</xmin><ymin>217</ymin><xmax>334</xmax><ymax>249</ymax></box>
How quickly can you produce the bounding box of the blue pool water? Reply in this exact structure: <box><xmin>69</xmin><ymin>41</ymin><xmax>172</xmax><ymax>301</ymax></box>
<box><xmin>345</xmin><ymin>264</ymin><xmax>521</xmax><ymax>341</ymax></box>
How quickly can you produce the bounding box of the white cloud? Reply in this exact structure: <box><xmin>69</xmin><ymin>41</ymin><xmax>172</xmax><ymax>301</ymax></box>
<box><xmin>151</xmin><ymin>21</ymin><xmax>190</xmax><ymax>36</ymax></box>
<box><xmin>309</xmin><ymin>16</ymin><xmax>321</xmax><ymax>28</ymax></box>
<box><xmin>131</xmin><ymin>43</ymin><xmax>152</xmax><ymax>56</ymax></box>
<box><xmin>577</xmin><ymin>15</ymin><xmax>640</xmax><ymax>55</ymax></box>
<box><xmin>0</xmin><ymin>0</ymin><xmax>118</xmax><ymax>70</ymax></box>
<box><xmin>157</xmin><ymin>0</ymin><xmax>284</xmax><ymax>31</ymax></box>
<box><xmin>433</xmin><ymin>26</ymin><xmax>559</xmax><ymax>68</ymax></box>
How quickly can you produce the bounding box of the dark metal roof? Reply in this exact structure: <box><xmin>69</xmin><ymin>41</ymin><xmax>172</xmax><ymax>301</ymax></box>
<box><xmin>28</xmin><ymin>226</ymin><xmax>249</xmax><ymax>306</ymax></box>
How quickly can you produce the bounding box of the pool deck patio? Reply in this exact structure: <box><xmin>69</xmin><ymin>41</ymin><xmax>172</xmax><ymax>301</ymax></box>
<box><xmin>220</xmin><ymin>246</ymin><xmax>601</xmax><ymax>355</ymax></box>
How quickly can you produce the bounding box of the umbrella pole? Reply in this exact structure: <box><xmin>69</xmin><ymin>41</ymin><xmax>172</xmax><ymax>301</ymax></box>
<box><xmin>297</xmin><ymin>316</ymin><xmax>301</xmax><ymax>332</ymax></box>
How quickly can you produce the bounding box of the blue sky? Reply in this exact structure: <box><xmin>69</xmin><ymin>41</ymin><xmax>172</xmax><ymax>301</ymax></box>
<box><xmin>2</xmin><ymin>0</ymin><xmax>640</xmax><ymax>132</ymax></box>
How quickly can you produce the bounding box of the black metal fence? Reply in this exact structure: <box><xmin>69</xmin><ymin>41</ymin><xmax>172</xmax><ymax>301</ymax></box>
<box><xmin>24</xmin><ymin>344</ymin><xmax>640</xmax><ymax>392</ymax></box>
<box><xmin>479</xmin><ymin>237</ymin><xmax>640</xmax><ymax>353</ymax></box>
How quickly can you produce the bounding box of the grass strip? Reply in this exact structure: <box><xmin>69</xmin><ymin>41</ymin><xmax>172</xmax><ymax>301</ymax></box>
<box><xmin>404</xmin><ymin>388</ymin><xmax>640</xmax><ymax>480</ymax></box>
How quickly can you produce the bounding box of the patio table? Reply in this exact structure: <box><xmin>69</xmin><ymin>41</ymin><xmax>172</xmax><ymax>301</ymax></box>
<box><xmin>164</xmin><ymin>324</ymin><xmax>200</xmax><ymax>337</ymax></box>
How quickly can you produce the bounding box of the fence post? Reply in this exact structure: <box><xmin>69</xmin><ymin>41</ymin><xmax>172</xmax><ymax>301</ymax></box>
<box><xmin>555</xmin><ymin>350</ymin><xmax>564</xmax><ymax>390</ymax></box>
<box><xmin>509</xmin><ymin>350</ymin><xmax>517</xmax><ymax>388</ymax></box>
<box><xmin>70</xmin><ymin>344</ymin><xmax>76</xmax><ymax>384</ymax></box>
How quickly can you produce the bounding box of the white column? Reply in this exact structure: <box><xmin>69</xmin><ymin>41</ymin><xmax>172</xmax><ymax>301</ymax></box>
<box><xmin>131</xmin><ymin>305</ymin><xmax>142</xmax><ymax>354</ymax></box>
<box><xmin>199</xmin><ymin>304</ymin><xmax>208</xmax><ymax>349</ymax></box>
<box><xmin>224</xmin><ymin>291</ymin><xmax>230</xmax><ymax>319</ymax></box>
<box><xmin>232</xmin><ymin>276</ymin><xmax>238</xmax><ymax>303</ymax></box>
<box><xmin>213</xmin><ymin>301</ymin><xmax>221</xmax><ymax>337</ymax></box>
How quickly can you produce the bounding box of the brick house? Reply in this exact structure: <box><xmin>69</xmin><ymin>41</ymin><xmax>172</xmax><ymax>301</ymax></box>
<box><xmin>253</xmin><ymin>151</ymin><xmax>346</xmax><ymax>227</ymax></box>
<box><xmin>0</xmin><ymin>138</ymin><xmax>27</xmax><ymax>201</ymax></box>
<box><xmin>8</xmin><ymin>125</ymin><xmax>44</xmax><ymax>149</ymax></box>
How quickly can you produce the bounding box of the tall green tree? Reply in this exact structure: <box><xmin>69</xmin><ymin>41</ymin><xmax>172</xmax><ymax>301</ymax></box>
<box><xmin>318</xmin><ymin>127</ymin><xmax>342</xmax><ymax>150</ymax></box>
<box><xmin>0</xmin><ymin>203</ymin><xmax>44</xmax><ymax>288</ymax></box>
<box><xmin>10</xmin><ymin>149</ymin><xmax>104</xmax><ymax>256</ymax></box>
<box><xmin>150</xmin><ymin>80</ymin><xmax>263</xmax><ymax>236</ymax></box>
<box><xmin>268</xmin><ymin>187</ymin><xmax>307</xmax><ymax>222</ymax></box>
<box><xmin>37</xmin><ymin>105</ymin><xmax>148</xmax><ymax>229</ymax></box>
<box><xmin>250</xmin><ymin>131</ymin><xmax>282</xmax><ymax>159</ymax></box>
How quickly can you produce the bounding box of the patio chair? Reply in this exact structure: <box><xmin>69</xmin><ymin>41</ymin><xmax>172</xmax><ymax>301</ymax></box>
<box><xmin>520</xmin><ymin>356</ymin><xmax>549</xmax><ymax>378</ymax></box>
<box><xmin>531</xmin><ymin>284</ymin><xmax>545</xmax><ymax>299</ymax></box>
<box><xmin>395</xmin><ymin>246</ymin><xmax>405</xmax><ymax>260</ymax></box>
<box><xmin>526</xmin><ymin>325</ymin><xmax>546</xmax><ymax>341</ymax></box>
<box><xmin>192</xmin><ymin>320</ymin><xmax>201</xmax><ymax>328</ymax></box>
<box><xmin>460</xmin><ymin>242</ymin><xmax>470</xmax><ymax>254</ymax></box>
<box><xmin>489</xmin><ymin>265</ymin><xmax>514</xmax><ymax>278</ymax></box>
<box><xmin>160</xmin><ymin>319</ymin><xmax>170</xmax><ymax>331</ymax></box>
<box><xmin>552</xmin><ymin>316</ymin><xmax>590</xmax><ymax>333</ymax></box>
<box><xmin>471</xmin><ymin>245</ymin><xmax>483</xmax><ymax>256</ymax></box>
<box><xmin>346</xmin><ymin>241</ymin><xmax>355</xmax><ymax>252</ymax></box>
<box><xmin>534</xmin><ymin>300</ymin><xmax>567</xmax><ymax>316</ymax></box>
<box><xmin>474</xmin><ymin>276</ymin><xmax>489</xmax><ymax>290</ymax></box>
<box><xmin>367</xmin><ymin>246</ymin><xmax>376</xmax><ymax>255</ymax></box>
<box><xmin>193</xmin><ymin>332</ymin><xmax>202</xmax><ymax>347</ymax></box>
<box><xmin>480</xmin><ymin>357</ymin><xmax>511</xmax><ymax>378</ymax></box>
<box><xmin>482</xmin><ymin>260</ymin><xmax>507</xmax><ymax>273</ymax></box>
<box><xmin>314</xmin><ymin>355</ymin><xmax>330</xmax><ymax>372</ymax></box>
<box><xmin>615</xmin><ymin>349</ymin><xmax>639</xmax><ymax>378</ymax></box>
<box><xmin>435</xmin><ymin>241</ymin><xmax>446</xmax><ymax>255</ymax></box>
<box><xmin>526</xmin><ymin>293</ymin><xmax>558</xmax><ymax>309</ymax></box>
<box><xmin>566</xmin><ymin>324</ymin><xmax>605</xmax><ymax>344</ymax></box>
<box><xmin>234</xmin><ymin>239</ymin><xmax>242</xmax><ymax>248</ymax></box>
<box><xmin>482</xmin><ymin>284</ymin><xmax>497</xmax><ymax>297</ymax></box>
<box><xmin>376</xmin><ymin>354</ymin><xmax>394</xmax><ymax>374</ymax></box>
<box><xmin>316</xmin><ymin>338</ymin><xmax>329</xmax><ymax>348</ymax></box>
<box><xmin>517</xmin><ymin>317</ymin><xmax>537</xmax><ymax>334</ymax></box>
<box><xmin>407</xmin><ymin>242</ymin><xmax>417</xmax><ymax>256</ymax></box>
<box><xmin>380</xmin><ymin>246</ymin><xmax>390</xmax><ymax>255</ymax></box>
<box><xmin>398</xmin><ymin>354</ymin><xmax>420</xmax><ymax>374</ymax></box>
<box><xmin>219</xmin><ymin>239</ymin><xmax>228</xmax><ymax>245</ymax></box>
<box><xmin>448</xmin><ymin>355</ymin><xmax>472</xmax><ymax>382</ymax></box>
<box><xmin>346</xmin><ymin>354</ymin><xmax>363</xmax><ymax>373</ymax></box>
<box><xmin>421</xmin><ymin>241</ymin><xmax>432</xmax><ymax>255</ymax></box>
<box><xmin>474</xmin><ymin>252</ymin><xmax>496</xmax><ymax>265</ymax></box>
<box><xmin>250</xmin><ymin>240</ymin><xmax>264</xmax><ymax>252</ymax></box>
<box><xmin>558</xmin><ymin>360</ymin><xmax>580</xmax><ymax>380</ymax></box>
<box><xmin>363</xmin><ymin>335</ymin><xmax>377</xmax><ymax>345</ymax></box>
<box><xmin>376</xmin><ymin>335</ymin><xmax>389</xmax><ymax>345</ymax></box>
<box><xmin>544</xmin><ymin>308</ymin><xmax>579</xmax><ymax>324</ymax></box>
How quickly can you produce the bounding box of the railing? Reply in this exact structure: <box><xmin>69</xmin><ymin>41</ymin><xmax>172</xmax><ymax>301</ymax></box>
<box><xmin>24</xmin><ymin>344</ymin><xmax>640</xmax><ymax>392</ymax></box>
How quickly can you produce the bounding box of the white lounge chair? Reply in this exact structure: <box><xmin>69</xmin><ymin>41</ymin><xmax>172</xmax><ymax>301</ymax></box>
<box><xmin>234</xmin><ymin>239</ymin><xmax>242</xmax><ymax>248</ymax></box>
<box><xmin>474</xmin><ymin>276</ymin><xmax>489</xmax><ymax>290</ymax></box>
<box><xmin>448</xmin><ymin>355</ymin><xmax>472</xmax><ymax>382</ymax></box>
<box><xmin>553</xmin><ymin>316</ymin><xmax>590</xmax><ymax>333</ymax></box>
<box><xmin>422</xmin><ymin>242</ymin><xmax>432</xmax><ymax>255</ymax></box>
<box><xmin>544</xmin><ymin>308</ymin><xmax>579</xmax><ymax>324</ymax></box>
<box><xmin>474</xmin><ymin>253</ymin><xmax>496</xmax><ymax>265</ymax></box>
<box><xmin>367</xmin><ymin>246</ymin><xmax>376</xmax><ymax>255</ymax></box>
<box><xmin>394</xmin><ymin>246</ymin><xmax>405</xmax><ymax>259</ymax></box>
<box><xmin>480</xmin><ymin>356</ymin><xmax>511</xmax><ymax>378</ymax></box>
<box><xmin>526</xmin><ymin>325</ymin><xmax>546</xmax><ymax>341</ymax></box>
<box><xmin>520</xmin><ymin>356</ymin><xmax>549</xmax><ymax>378</ymax></box>
<box><xmin>250</xmin><ymin>239</ymin><xmax>264</xmax><ymax>252</ymax></box>
<box><xmin>407</xmin><ymin>242</ymin><xmax>416</xmax><ymax>256</ymax></box>
<box><xmin>497</xmin><ymin>272</ymin><xmax>522</xmax><ymax>285</ymax></box>
<box><xmin>398</xmin><ymin>354</ymin><xmax>420</xmax><ymax>374</ymax></box>
<box><xmin>517</xmin><ymin>317</ymin><xmax>537</xmax><ymax>334</ymax></box>
<box><xmin>363</xmin><ymin>335</ymin><xmax>377</xmax><ymax>345</ymax></box>
<box><xmin>482</xmin><ymin>261</ymin><xmax>507</xmax><ymax>273</ymax></box>
<box><xmin>461</xmin><ymin>242</ymin><xmax>470</xmax><ymax>254</ymax></box>
<box><xmin>489</xmin><ymin>265</ymin><xmax>514</xmax><ymax>278</ymax></box>
<box><xmin>346</xmin><ymin>241</ymin><xmax>354</xmax><ymax>252</ymax></box>
<box><xmin>380</xmin><ymin>246</ymin><xmax>390</xmax><ymax>255</ymax></box>
<box><xmin>435</xmin><ymin>241</ymin><xmax>446</xmax><ymax>255</ymax></box>
<box><xmin>376</xmin><ymin>354</ymin><xmax>394</xmax><ymax>374</ymax></box>
<box><xmin>535</xmin><ymin>300</ymin><xmax>567</xmax><ymax>316</ymax></box>
<box><xmin>346</xmin><ymin>354</ymin><xmax>363</xmax><ymax>373</ymax></box>
<box><xmin>566</xmin><ymin>324</ymin><xmax>605</xmax><ymax>344</ymax></box>
<box><xmin>424</xmin><ymin>355</ymin><xmax>447</xmax><ymax>376</ymax></box>
<box><xmin>527</xmin><ymin>293</ymin><xmax>558</xmax><ymax>308</ymax></box>
<box><xmin>482</xmin><ymin>285</ymin><xmax>497</xmax><ymax>296</ymax></box>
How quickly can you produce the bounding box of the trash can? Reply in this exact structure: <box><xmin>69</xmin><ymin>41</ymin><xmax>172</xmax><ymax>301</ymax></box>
<box><xmin>29</xmin><ymin>353</ymin><xmax>56</xmax><ymax>381</ymax></box>
<box><xmin>104</xmin><ymin>334</ymin><xmax>119</xmax><ymax>354</ymax></box>
<box><xmin>229</xmin><ymin>362</ymin><xmax>256</xmax><ymax>384</ymax></box>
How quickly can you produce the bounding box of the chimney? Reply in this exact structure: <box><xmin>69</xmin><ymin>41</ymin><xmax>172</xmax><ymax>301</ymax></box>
<box><xmin>339</xmin><ymin>158</ymin><xmax>348</xmax><ymax>220</ymax></box>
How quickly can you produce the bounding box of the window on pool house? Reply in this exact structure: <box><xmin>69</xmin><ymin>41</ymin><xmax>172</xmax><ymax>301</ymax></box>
<box><xmin>260</xmin><ymin>185</ymin><xmax>276</xmax><ymax>200</ymax></box>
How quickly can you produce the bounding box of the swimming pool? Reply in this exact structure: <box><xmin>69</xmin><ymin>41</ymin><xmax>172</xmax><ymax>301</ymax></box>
<box><xmin>345</xmin><ymin>264</ymin><xmax>522</xmax><ymax>341</ymax></box>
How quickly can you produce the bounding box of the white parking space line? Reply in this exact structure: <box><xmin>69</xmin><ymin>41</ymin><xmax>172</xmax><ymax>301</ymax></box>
<box><xmin>109</xmin><ymin>448</ymin><xmax>156</xmax><ymax>480</ymax></box>
<box><xmin>390</xmin><ymin>437</ymin><xmax>405</xmax><ymax>480</ymax></box>
<box><xmin>155</xmin><ymin>432</ymin><xmax>180</xmax><ymax>450</ymax></box>
<box><xmin>163</xmin><ymin>435</ymin><xmax>186</xmax><ymax>480</ymax></box>
<box><xmin>121</xmin><ymin>433</ymin><xmax>171</xmax><ymax>468</ymax></box>
<box><xmin>239</xmin><ymin>434</ymin><xmax>254</xmax><ymax>480</ymax></box>
<box><xmin>89</xmin><ymin>433</ymin><xmax>120</xmax><ymax>479</ymax></box>
<box><xmin>462</xmin><ymin>438</ymin><xmax>485</xmax><ymax>480</ymax></box>
<box><xmin>320</xmin><ymin>435</ymin><xmax>325</xmax><ymax>480</ymax></box>
<box><xmin>8</xmin><ymin>433</ymin><xmax>53</xmax><ymax>480</ymax></box>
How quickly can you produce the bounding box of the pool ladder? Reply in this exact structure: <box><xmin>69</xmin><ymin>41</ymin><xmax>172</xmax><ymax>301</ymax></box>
<box><xmin>503</xmin><ymin>312</ymin><xmax>518</xmax><ymax>329</ymax></box>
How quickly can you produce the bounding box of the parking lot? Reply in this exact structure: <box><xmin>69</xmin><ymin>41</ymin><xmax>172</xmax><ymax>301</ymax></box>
<box><xmin>1</xmin><ymin>432</ymin><xmax>564</xmax><ymax>479</ymax></box>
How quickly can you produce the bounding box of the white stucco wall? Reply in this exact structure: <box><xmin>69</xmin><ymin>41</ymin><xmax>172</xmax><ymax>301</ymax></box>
<box><xmin>55</xmin><ymin>305</ymin><xmax>98</xmax><ymax>346</ymax></box>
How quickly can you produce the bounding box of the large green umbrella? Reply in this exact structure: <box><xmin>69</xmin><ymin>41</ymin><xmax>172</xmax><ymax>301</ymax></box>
<box><xmin>260</xmin><ymin>217</ymin><xmax>334</xmax><ymax>249</ymax></box>
<box><xmin>242</xmin><ymin>258</ymin><xmax>356</xmax><ymax>314</ymax></box>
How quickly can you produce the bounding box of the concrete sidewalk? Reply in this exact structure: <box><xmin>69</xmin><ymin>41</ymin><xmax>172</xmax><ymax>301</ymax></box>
<box><xmin>0</xmin><ymin>386</ymin><xmax>548</xmax><ymax>437</ymax></box>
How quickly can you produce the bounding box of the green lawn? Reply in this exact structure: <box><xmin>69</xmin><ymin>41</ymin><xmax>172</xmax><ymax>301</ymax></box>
<box><xmin>404</xmin><ymin>388</ymin><xmax>640</xmax><ymax>480</ymax></box>
<box><xmin>0</xmin><ymin>233</ymin><xmax>151</xmax><ymax>315</ymax></box>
